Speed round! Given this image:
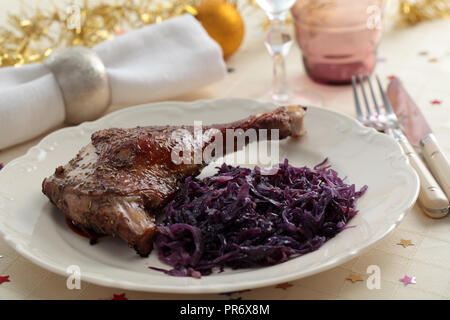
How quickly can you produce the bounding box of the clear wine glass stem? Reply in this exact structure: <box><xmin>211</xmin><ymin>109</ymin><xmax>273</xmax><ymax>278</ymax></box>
<box><xmin>271</xmin><ymin>52</ymin><xmax>289</xmax><ymax>102</ymax></box>
<box><xmin>264</xmin><ymin>17</ymin><xmax>293</xmax><ymax>103</ymax></box>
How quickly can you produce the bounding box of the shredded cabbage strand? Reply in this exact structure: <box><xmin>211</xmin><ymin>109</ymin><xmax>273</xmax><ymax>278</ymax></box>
<box><xmin>152</xmin><ymin>159</ymin><xmax>367</xmax><ymax>278</ymax></box>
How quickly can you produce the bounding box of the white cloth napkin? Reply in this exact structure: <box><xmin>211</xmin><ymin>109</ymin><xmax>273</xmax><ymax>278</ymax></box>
<box><xmin>0</xmin><ymin>14</ymin><xmax>227</xmax><ymax>150</ymax></box>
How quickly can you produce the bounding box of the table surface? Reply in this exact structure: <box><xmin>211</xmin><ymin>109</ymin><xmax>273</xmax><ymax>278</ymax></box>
<box><xmin>0</xmin><ymin>2</ymin><xmax>449</xmax><ymax>300</ymax></box>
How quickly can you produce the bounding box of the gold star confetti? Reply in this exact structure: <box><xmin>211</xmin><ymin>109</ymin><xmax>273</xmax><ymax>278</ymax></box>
<box><xmin>397</xmin><ymin>239</ymin><xmax>414</xmax><ymax>248</ymax></box>
<box><xmin>275</xmin><ymin>282</ymin><xmax>293</xmax><ymax>290</ymax></box>
<box><xmin>346</xmin><ymin>273</ymin><xmax>364</xmax><ymax>283</ymax></box>
<box><xmin>428</xmin><ymin>58</ymin><xmax>439</xmax><ymax>63</ymax></box>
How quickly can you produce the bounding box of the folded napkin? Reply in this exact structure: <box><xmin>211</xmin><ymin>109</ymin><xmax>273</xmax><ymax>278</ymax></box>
<box><xmin>0</xmin><ymin>14</ymin><xmax>227</xmax><ymax>150</ymax></box>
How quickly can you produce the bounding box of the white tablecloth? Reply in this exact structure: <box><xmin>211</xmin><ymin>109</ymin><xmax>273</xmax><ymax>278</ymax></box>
<box><xmin>0</xmin><ymin>1</ymin><xmax>449</xmax><ymax>300</ymax></box>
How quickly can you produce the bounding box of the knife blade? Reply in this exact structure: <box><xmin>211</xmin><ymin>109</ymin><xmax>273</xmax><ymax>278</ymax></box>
<box><xmin>387</xmin><ymin>78</ymin><xmax>450</xmax><ymax>202</ymax></box>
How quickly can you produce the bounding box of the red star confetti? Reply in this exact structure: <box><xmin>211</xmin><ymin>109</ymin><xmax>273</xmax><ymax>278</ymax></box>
<box><xmin>275</xmin><ymin>282</ymin><xmax>293</xmax><ymax>290</ymax></box>
<box><xmin>430</xmin><ymin>99</ymin><xmax>442</xmax><ymax>105</ymax></box>
<box><xmin>399</xmin><ymin>275</ymin><xmax>416</xmax><ymax>286</ymax></box>
<box><xmin>386</xmin><ymin>75</ymin><xmax>397</xmax><ymax>81</ymax></box>
<box><xmin>397</xmin><ymin>239</ymin><xmax>414</xmax><ymax>248</ymax></box>
<box><xmin>346</xmin><ymin>273</ymin><xmax>364</xmax><ymax>283</ymax></box>
<box><xmin>0</xmin><ymin>275</ymin><xmax>10</xmax><ymax>285</ymax></box>
<box><xmin>111</xmin><ymin>293</ymin><xmax>128</xmax><ymax>300</ymax></box>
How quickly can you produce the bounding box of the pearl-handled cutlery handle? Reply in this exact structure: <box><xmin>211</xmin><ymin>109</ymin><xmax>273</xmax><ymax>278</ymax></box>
<box><xmin>398</xmin><ymin>137</ymin><xmax>449</xmax><ymax>218</ymax></box>
<box><xmin>421</xmin><ymin>134</ymin><xmax>450</xmax><ymax>200</ymax></box>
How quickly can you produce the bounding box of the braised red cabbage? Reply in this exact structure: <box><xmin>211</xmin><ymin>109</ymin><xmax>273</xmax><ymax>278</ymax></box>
<box><xmin>152</xmin><ymin>159</ymin><xmax>367</xmax><ymax>278</ymax></box>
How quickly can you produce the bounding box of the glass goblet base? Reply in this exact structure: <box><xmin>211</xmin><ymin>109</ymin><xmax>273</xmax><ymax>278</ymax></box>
<box><xmin>259</xmin><ymin>88</ymin><xmax>323</xmax><ymax>107</ymax></box>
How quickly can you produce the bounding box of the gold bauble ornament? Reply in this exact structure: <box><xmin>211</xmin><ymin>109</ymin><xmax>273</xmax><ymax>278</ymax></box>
<box><xmin>195</xmin><ymin>0</ymin><xmax>245</xmax><ymax>59</ymax></box>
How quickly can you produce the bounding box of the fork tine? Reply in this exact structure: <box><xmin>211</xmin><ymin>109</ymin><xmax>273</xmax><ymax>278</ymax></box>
<box><xmin>366</xmin><ymin>75</ymin><xmax>381</xmax><ymax>116</ymax></box>
<box><xmin>375</xmin><ymin>74</ymin><xmax>395</xmax><ymax>116</ymax></box>
<box><xmin>358</xmin><ymin>75</ymin><xmax>373</xmax><ymax>118</ymax></box>
<box><xmin>351</xmin><ymin>76</ymin><xmax>364</xmax><ymax>121</ymax></box>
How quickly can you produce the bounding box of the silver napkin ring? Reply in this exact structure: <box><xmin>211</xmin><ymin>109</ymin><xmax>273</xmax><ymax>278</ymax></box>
<box><xmin>44</xmin><ymin>46</ymin><xmax>111</xmax><ymax>125</ymax></box>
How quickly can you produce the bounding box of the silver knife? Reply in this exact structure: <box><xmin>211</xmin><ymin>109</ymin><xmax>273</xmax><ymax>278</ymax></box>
<box><xmin>387</xmin><ymin>78</ymin><xmax>450</xmax><ymax>204</ymax></box>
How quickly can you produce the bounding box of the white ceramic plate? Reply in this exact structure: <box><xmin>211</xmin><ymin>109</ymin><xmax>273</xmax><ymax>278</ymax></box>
<box><xmin>0</xmin><ymin>98</ymin><xmax>419</xmax><ymax>293</ymax></box>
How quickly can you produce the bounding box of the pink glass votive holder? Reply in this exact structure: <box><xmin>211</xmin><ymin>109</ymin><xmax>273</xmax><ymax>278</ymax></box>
<box><xmin>292</xmin><ymin>0</ymin><xmax>384</xmax><ymax>85</ymax></box>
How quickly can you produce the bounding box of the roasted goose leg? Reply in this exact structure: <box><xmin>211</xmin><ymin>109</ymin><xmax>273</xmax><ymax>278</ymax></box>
<box><xmin>42</xmin><ymin>106</ymin><xmax>306</xmax><ymax>256</ymax></box>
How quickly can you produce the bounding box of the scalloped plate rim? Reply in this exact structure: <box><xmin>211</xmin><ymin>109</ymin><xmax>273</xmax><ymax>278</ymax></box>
<box><xmin>0</xmin><ymin>98</ymin><xmax>419</xmax><ymax>293</ymax></box>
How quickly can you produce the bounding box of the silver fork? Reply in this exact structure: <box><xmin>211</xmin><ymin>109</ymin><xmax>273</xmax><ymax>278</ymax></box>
<box><xmin>352</xmin><ymin>74</ymin><xmax>449</xmax><ymax>218</ymax></box>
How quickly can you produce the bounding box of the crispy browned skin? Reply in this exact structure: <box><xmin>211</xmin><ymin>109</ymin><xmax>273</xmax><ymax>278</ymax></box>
<box><xmin>42</xmin><ymin>106</ymin><xmax>306</xmax><ymax>256</ymax></box>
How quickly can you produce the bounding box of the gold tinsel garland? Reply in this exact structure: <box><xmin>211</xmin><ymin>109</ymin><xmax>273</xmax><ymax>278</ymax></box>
<box><xmin>398</xmin><ymin>0</ymin><xmax>450</xmax><ymax>25</ymax></box>
<box><xmin>1</xmin><ymin>0</ymin><xmax>449</xmax><ymax>68</ymax></box>
<box><xmin>0</xmin><ymin>0</ymin><xmax>251</xmax><ymax>67</ymax></box>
